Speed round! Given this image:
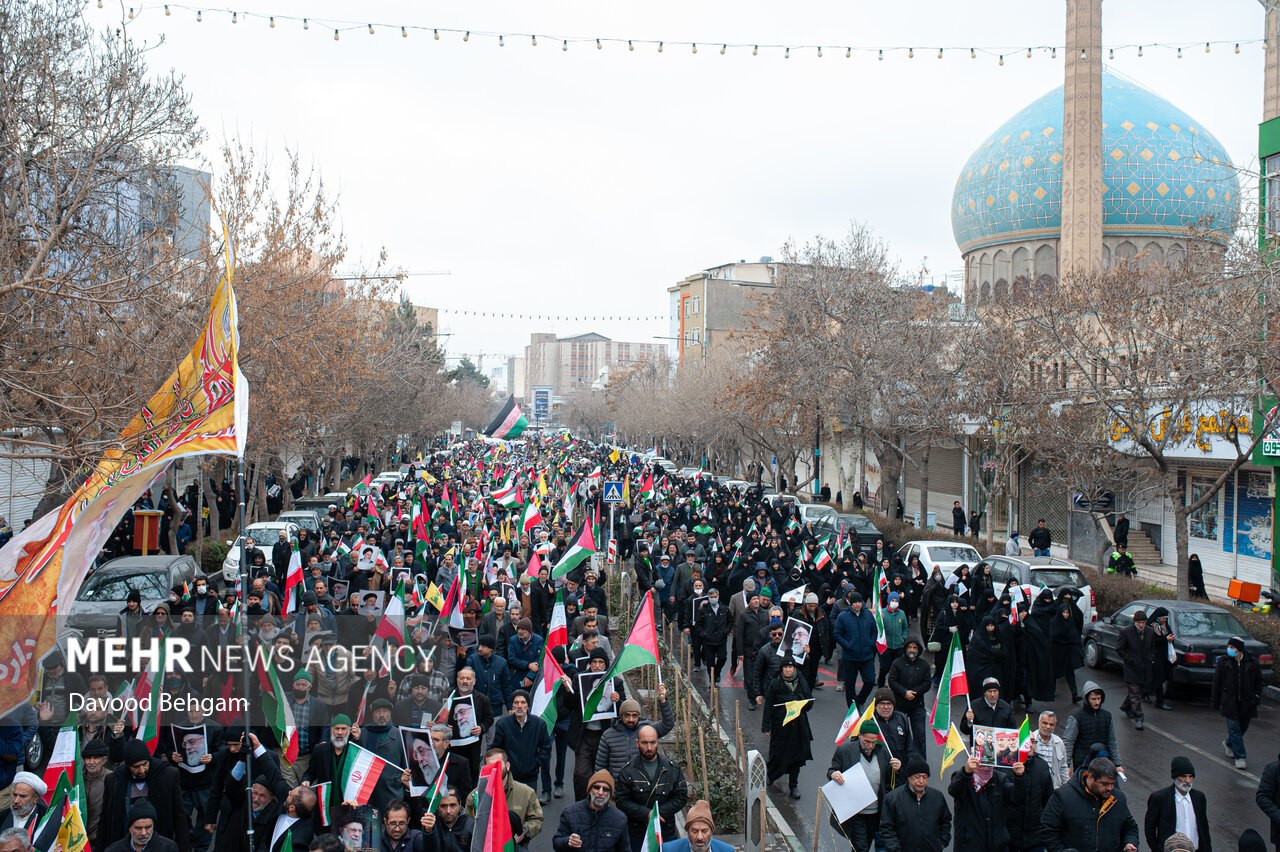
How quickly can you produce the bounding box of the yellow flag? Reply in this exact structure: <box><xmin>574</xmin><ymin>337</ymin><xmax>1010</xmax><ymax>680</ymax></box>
<box><xmin>425</xmin><ymin>582</ymin><xmax>446</xmax><ymax>612</ymax></box>
<box><xmin>538</xmin><ymin>472</ymin><xmax>548</xmax><ymax>497</ymax></box>
<box><xmin>622</xmin><ymin>476</ymin><xmax>630</xmax><ymax>503</ymax></box>
<box><xmin>56</xmin><ymin>800</ymin><xmax>90</xmax><ymax>852</ymax></box>
<box><xmin>780</xmin><ymin>698</ymin><xmax>812</xmax><ymax>726</ymax></box>
<box><xmin>609</xmin><ymin>448</ymin><xmax>621</xmax><ymax>463</ymax></box>
<box><xmin>940</xmin><ymin>723</ymin><xmax>968</xmax><ymax>775</ymax></box>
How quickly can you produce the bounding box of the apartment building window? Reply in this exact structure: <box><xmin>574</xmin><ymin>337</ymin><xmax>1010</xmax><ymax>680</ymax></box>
<box><xmin>1268</xmin><ymin>153</ymin><xmax>1280</xmax><ymax>236</ymax></box>
<box><xmin>690</xmin><ymin>296</ymin><xmax>700</xmax><ymax>315</ymax></box>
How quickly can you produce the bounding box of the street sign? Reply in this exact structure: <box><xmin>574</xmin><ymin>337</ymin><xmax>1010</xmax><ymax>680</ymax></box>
<box><xmin>602</xmin><ymin>480</ymin><xmax>625</xmax><ymax>503</ymax></box>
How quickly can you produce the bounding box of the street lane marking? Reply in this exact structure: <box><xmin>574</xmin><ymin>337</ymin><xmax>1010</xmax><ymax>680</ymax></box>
<box><xmin>1141</xmin><ymin>719</ymin><xmax>1260</xmax><ymax>783</ymax></box>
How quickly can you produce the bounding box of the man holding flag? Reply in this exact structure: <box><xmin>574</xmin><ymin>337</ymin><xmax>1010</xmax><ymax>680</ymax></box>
<box><xmin>878</xmin><ymin>757</ymin><xmax>951</xmax><ymax>852</ymax></box>
<box><xmin>550</xmin><ymin>769</ymin><xmax>629</xmax><ymax>852</ymax></box>
<box><xmin>827</xmin><ymin>718</ymin><xmax>896</xmax><ymax>851</ymax></box>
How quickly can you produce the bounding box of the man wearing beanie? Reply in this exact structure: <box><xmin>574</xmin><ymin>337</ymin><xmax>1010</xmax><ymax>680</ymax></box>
<box><xmin>507</xmin><ymin>617</ymin><xmax>544</xmax><ymax>692</ymax></box>
<box><xmin>491</xmin><ymin>691</ymin><xmax>553</xmax><ymax>804</ymax></box>
<box><xmin>354</xmin><ymin>698</ymin><xmax>411</xmax><ymax>810</ymax></box>
<box><xmin>467</xmin><ymin>633</ymin><xmax>513</xmax><ymax>718</ymax></box>
<box><xmin>734</xmin><ymin>592</ymin><xmax>769</xmax><ymax>708</ymax></box>
<box><xmin>827</xmin><ymin>718</ymin><xmax>895</xmax><ymax>850</ymax></box>
<box><xmin>102</xmin><ymin>799</ymin><xmax>179</xmax><ymax>852</ymax></box>
<box><xmin>1211</xmin><ymin>635</ymin><xmax>1261</xmax><ymax>770</ymax></box>
<box><xmin>1145</xmin><ymin>756</ymin><xmax>1211</xmax><ymax>852</ymax></box>
<box><xmin>82</xmin><ymin>739</ymin><xmax>111</xmax><ymax>840</ymax></box>
<box><xmin>879</xmin><ymin>757</ymin><xmax>950</xmax><ymax>852</ymax></box>
<box><xmin>595</xmin><ymin>684</ymin><xmax>673</xmax><ymax>779</ymax></box>
<box><xmin>100</xmin><ymin>738</ymin><xmax>188</xmax><ymax>851</ymax></box>
<box><xmin>658</xmin><ymin>801</ymin><xmax>732</xmax><ymax>852</ymax></box>
<box><xmin>551</xmin><ymin>769</ymin><xmax>628</xmax><ymax>852</ymax></box>
<box><xmin>870</xmin><ymin>689</ymin><xmax>911</xmax><ymax>785</ymax></box>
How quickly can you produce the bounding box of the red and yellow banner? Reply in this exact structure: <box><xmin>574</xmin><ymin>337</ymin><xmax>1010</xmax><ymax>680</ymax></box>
<box><xmin>0</xmin><ymin>250</ymin><xmax>247</xmax><ymax>711</ymax></box>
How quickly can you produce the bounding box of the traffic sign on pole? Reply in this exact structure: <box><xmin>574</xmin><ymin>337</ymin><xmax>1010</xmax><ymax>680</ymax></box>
<box><xmin>602</xmin><ymin>480</ymin><xmax>625</xmax><ymax>503</ymax></box>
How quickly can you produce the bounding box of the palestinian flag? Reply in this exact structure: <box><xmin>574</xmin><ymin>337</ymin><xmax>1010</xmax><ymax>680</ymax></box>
<box><xmin>786</xmin><ymin>517</ymin><xmax>800</xmax><ymax>533</ymax></box>
<box><xmin>483</xmin><ymin>396</ymin><xmax>529</xmax><ymax>440</ymax></box>
<box><xmin>547</xmin><ymin>589</ymin><xmax>569</xmax><ymax>650</ymax></box>
<box><xmin>425</xmin><ymin>754</ymin><xmax>450</xmax><ymax>814</ymax></box>
<box><xmin>637</xmin><ymin>471</ymin><xmax>655</xmax><ymax>503</ymax></box>
<box><xmin>472</xmin><ymin>761</ymin><xmax>516</xmax><ymax>852</ymax></box>
<box><xmin>520</xmin><ymin>500</ymin><xmax>543</xmax><ymax>534</ymax></box>
<box><xmin>263</xmin><ymin>652</ymin><xmax>299</xmax><ymax>763</ymax></box>
<box><xmin>643</xmin><ymin>803</ymin><xmax>663</xmax><ymax>852</ymax></box>
<box><xmin>929</xmin><ymin>632</ymin><xmax>969</xmax><ymax>745</ymax></box>
<box><xmin>339</xmin><ymin>743</ymin><xmax>396</xmax><ymax>806</ymax></box>
<box><xmin>375</xmin><ymin>579</ymin><xmax>415</xmax><ymax>666</ymax></box>
<box><xmin>352</xmin><ymin>472</ymin><xmax>373</xmax><ymax>494</ymax></box>
<box><xmin>491</xmin><ymin>475</ymin><xmax>519</xmax><ymax>507</ymax></box>
<box><xmin>1016</xmin><ymin>715</ymin><xmax>1034</xmax><ymax>762</ymax></box>
<box><xmin>332</xmin><ymin>538</ymin><xmax>352</xmax><ymax>559</ymax></box>
<box><xmin>440</xmin><ymin>576</ymin><xmax>466</xmax><ymax>630</ymax></box>
<box><xmin>282</xmin><ymin>541</ymin><xmax>302</xmax><ymax>617</ymax></box>
<box><xmin>270</xmin><ymin>816</ymin><xmax>299</xmax><ymax>852</ymax></box>
<box><xmin>583</xmin><ymin>591</ymin><xmax>659</xmax><ymax>719</ymax></box>
<box><xmin>530</xmin><ymin>642</ymin><xmax>568</xmax><ymax>732</ymax></box>
<box><xmin>551</xmin><ymin>518</ymin><xmax>596</xmax><ymax>580</ymax></box>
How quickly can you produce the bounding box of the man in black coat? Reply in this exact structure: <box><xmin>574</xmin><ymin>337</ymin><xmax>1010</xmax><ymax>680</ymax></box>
<box><xmin>551</xmin><ymin>769</ymin><xmax>629</xmax><ymax>852</ymax></box>
<box><xmin>1007</xmin><ymin>748</ymin><xmax>1054</xmax><ymax>852</ymax></box>
<box><xmin>948</xmin><ymin>756</ymin><xmax>1015</xmax><ymax>852</ymax></box>
<box><xmin>1041</xmin><ymin>757</ymin><xmax>1139</xmax><ymax>852</ymax></box>
<box><xmin>100</xmin><ymin>738</ymin><xmax>191</xmax><ymax>851</ymax></box>
<box><xmin>959</xmin><ymin>677</ymin><xmax>1017</xmax><ymax>741</ymax></box>
<box><xmin>103</xmin><ymin>800</ymin><xmax>180</xmax><ymax>852</ymax></box>
<box><xmin>695</xmin><ymin>588</ymin><xmax>733</xmax><ymax>686</ymax></box>
<box><xmin>887</xmin><ymin>638</ymin><xmax>932</xmax><ymax>759</ymax></box>
<box><xmin>1145</xmin><ymin>756</ymin><xmax>1212</xmax><ymax>852</ymax></box>
<box><xmin>952</xmin><ymin>502</ymin><xmax>967</xmax><ymax>536</ymax></box>
<box><xmin>613</xmin><ymin>726</ymin><xmax>689</xmax><ymax>852</ymax></box>
<box><xmin>1116</xmin><ymin>610</ymin><xmax>1152</xmax><ymax>730</ymax></box>
<box><xmin>1211</xmin><ymin>636</ymin><xmax>1263</xmax><ymax>769</ymax></box>
<box><xmin>879</xmin><ymin>757</ymin><xmax>951</xmax><ymax>852</ymax></box>
<box><xmin>1257</xmin><ymin>751</ymin><xmax>1280</xmax><ymax>851</ymax></box>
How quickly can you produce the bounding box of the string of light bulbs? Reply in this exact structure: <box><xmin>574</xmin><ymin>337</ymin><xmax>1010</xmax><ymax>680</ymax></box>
<box><xmin>103</xmin><ymin>3</ymin><xmax>1268</xmax><ymax>63</ymax></box>
<box><xmin>437</xmin><ymin>308</ymin><xmax>666</xmax><ymax>321</ymax></box>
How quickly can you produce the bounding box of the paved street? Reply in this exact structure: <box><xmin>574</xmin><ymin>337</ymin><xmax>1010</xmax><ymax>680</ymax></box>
<box><xmin>686</xmin><ymin>650</ymin><xmax>1280</xmax><ymax>851</ymax></box>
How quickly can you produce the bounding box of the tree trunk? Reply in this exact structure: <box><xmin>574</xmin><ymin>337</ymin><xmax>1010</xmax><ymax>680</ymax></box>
<box><xmin>984</xmin><ymin>493</ymin><xmax>995</xmax><ymax>553</ymax></box>
<box><xmin>165</xmin><ymin>466</ymin><xmax>179</xmax><ymax>555</ymax></box>
<box><xmin>918</xmin><ymin>444</ymin><xmax>932</xmax><ymax>525</ymax></box>
<box><xmin>1169</xmin><ymin>470</ymin><xmax>1190</xmax><ymax>602</ymax></box>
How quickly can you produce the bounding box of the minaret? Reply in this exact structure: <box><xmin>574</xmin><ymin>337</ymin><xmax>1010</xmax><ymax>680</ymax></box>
<box><xmin>1266</xmin><ymin>2</ymin><xmax>1280</xmax><ymax>120</ymax></box>
<box><xmin>1059</xmin><ymin>0</ymin><xmax>1105</xmax><ymax>276</ymax></box>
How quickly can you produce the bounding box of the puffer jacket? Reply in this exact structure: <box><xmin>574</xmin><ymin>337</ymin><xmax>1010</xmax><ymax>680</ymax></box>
<box><xmin>834</xmin><ymin>607</ymin><xmax>877</xmax><ymax>662</ymax></box>
<box><xmin>594</xmin><ymin>699</ymin><xmax>675</xmax><ymax>777</ymax></box>
<box><xmin>1007</xmin><ymin>754</ymin><xmax>1054</xmax><ymax>848</ymax></box>
<box><xmin>613</xmin><ymin>754</ymin><xmax>689</xmax><ymax>839</ymax></box>
<box><xmin>551</xmin><ymin>801</ymin><xmax>629</xmax><ymax>852</ymax></box>
<box><xmin>1041</xmin><ymin>773</ymin><xmax>1139</xmax><ymax>852</ymax></box>
<box><xmin>465</xmin><ymin>650</ymin><xmax>513</xmax><ymax>711</ymax></box>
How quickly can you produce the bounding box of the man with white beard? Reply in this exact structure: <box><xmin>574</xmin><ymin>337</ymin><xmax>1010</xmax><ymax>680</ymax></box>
<box><xmin>0</xmin><ymin>773</ymin><xmax>46</xmax><ymax>834</ymax></box>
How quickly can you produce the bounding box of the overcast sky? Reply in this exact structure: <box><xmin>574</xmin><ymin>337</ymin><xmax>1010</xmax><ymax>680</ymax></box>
<box><xmin>103</xmin><ymin>0</ymin><xmax>1269</xmax><ymax>366</ymax></box>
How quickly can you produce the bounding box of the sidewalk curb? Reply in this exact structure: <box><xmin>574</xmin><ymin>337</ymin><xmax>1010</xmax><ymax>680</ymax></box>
<box><xmin>1265</xmin><ymin>685</ymin><xmax>1280</xmax><ymax>705</ymax></box>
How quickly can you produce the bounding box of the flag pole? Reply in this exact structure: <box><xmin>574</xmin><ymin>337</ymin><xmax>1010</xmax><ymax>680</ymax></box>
<box><xmin>237</xmin><ymin>457</ymin><xmax>255</xmax><ymax>851</ymax></box>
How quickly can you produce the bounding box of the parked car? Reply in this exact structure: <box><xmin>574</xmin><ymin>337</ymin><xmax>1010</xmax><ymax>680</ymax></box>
<box><xmin>63</xmin><ymin>554</ymin><xmax>203</xmax><ymax>639</ymax></box>
<box><xmin>799</xmin><ymin>504</ymin><xmax>837</xmax><ymax>526</ymax></box>
<box><xmin>222</xmin><ymin>521</ymin><xmax>299</xmax><ymax>585</ymax></box>
<box><xmin>677</xmin><ymin>467</ymin><xmax>703</xmax><ymax>480</ymax></box>
<box><xmin>295</xmin><ymin>491</ymin><xmax>348</xmax><ymax>514</ymax></box>
<box><xmin>278</xmin><ymin>509</ymin><xmax>323</xmax><ymax>534</ymax></box>
<box><xmin>372</xmin><ymin>470</ymin><xmax>401</xmax><ymax>486</ymax></box>
<box><xmin>724</xmin><ymin>479</ymin><xmax>751</xmax><ymax>492</ymax></box>
<box><xmin>1083</xmin><ymin>598</ymin><xmax>1274</xmax><ymax>685</ymax></box>
<box><xmin>813</xmin><ymin>513</ymin><xmax>887</xmax><ymax>555</ymax></box>
<box><xmin>897</xmin><ymin>540</ymin><xmax>983</xmax><ymax>575</ymax></box>
<box><xmin>983</xmin><ymin>554</ymin><xmax>1097</xmax><ymax>630</ymax></box>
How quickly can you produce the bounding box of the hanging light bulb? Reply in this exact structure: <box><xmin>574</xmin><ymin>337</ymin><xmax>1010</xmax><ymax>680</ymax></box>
<box><xmin>164</xmin><ymin>5</ymin><xmax>171</xmax><ymax>15</ymax></box>
<box><xmin>128</xmin><ymin>6</ymin><xmax>134</xmax><ymax>18</ymax></box>
<box><xmin>720</xmin><ymin>44</ymin><xmax>726</xmax><ymax>55</ymax></box>
<box><xmin>367</xmin><ymin>23</ymin><xmax>374</xmax><ymax>35</ymax></box>
<box><xmin>1236</xmin><ymin>43</ymin><xmax>1241</xmax><ymax>54</ymax></box>
<box><xmin>657</xmin><ymin>41</ymin><xmax>663</xmax><ymax>53</ymax></box>
<box><xmin>531</xmin><ymin>35</ymin><xmax>537</xmax><ymax>47</ymax></box>
<box><xmin>908</xmin><ymin>47</ymin><xmax>914</xmax><ymax>58</ymax></box>
<box><xmin>196</xmin><ymin>10</ymin><xmax>202</xmax><ymax>22</ymax></box>
<box><xmin>1138</xmin><ymin>45</ymin><xmax>1143</xmax><ymax>57</ymax></box>
<box><xmin>970</xmin><ymin>47</ymin><xmax>976</xmax><ymax>59</ymax></box>
<box><xmin>937</xmin><ymin>48</ymin><xmax>943</xmax><ymax>59</ymax></box>
<box><xmin>691</xmin><ymin>43</ymin><xmax>697</xmax><ymax>54</ymax></box>
<box><xmin>845</xmin><ymin>47</ymin><xmax>851</xmax><ymax>58</ymax></box>
<box><xmin>1026</xmin><ymin>47</ymin><xmax>1032</xmax><ymax>59</ymax></box>
<box><xmin>1051</xmin><ymin>46</ymin><xmax>1057</xmax><ymax>59</ymax></box>
<box><xmin>998</xmin><ymin>54</ymin><xmax>1004</xmax><ymax>66</ymax></box>
<box><xmin>333</xmin><ymin>29</ymin><xmax>339</xmax><ymax>41</ymax></box>
<box><xmin>563</xmin><ymin>39</ymin><xmax>569</xmax><ymax>51</ymax></box>
<box><xmin>752</xmin><ymin>45</ymin><xmax>758</xmax><ymax>55</ymax></box>
<box><xmin>1109</xmin><ymin>47</ymin><xmax>1115</xmax><ymax>59</ymax></box>
<box><xmin>433</xmin><ymin>28</ymin><xmax>439</xmax><ymax>39</ymax></box>
<box><xmin>627</xmin><ymin>40</ymin><xmax>633</xmax><ymax>51</ymax></box>
<box><xmin>878</xmin><ymin>49</ymin><xmax>883</xmax><ymax>60</ymax></box>
<box><xmin>401</xmin><ymin>26</ymin><xmax>407</xmax><ymax>38</ymax></box>
<box><xmin>782</xmin><ymin>46</ymin><xmax>789</xmax><ymax>58</ymax></box>
<box><xmin>269</xmin><ymin>16</ymin><xmax>275</xmax><ymax>27</ymax></box>
<box><xmin>463</xmin><ymin>31</ymin><xmax>470</xmax><ymax>42</ymax></box>
<box><xmin>97</xmin><ymin>0</ymin><xmax>103</xmax><ymax>7</ymax></box>
<box><xmin>1080</xmin><ymin>48</ymin><xmax>1087</xmax><ymax>61</ymax></box>
<box><xmin>1205</xmin><ymin>42</ymin><xmax>1211</xmax><ymax>53</ymax></box>
<box><xmin>1177</xmin><ymin>46</ymin><xmax>1183</xmax><ymax>58</ymax></box>
<box><xmin>498</xmin><ymin>34</ymin><xmax>504</xmax><ymax>47</ymax></box>
<box><xmin>596</xmin><ymin>38</ymin><xmax>601</xmax><ymax>50</ymax></box>
<box><xmin>816</xmin><ymin>46</ymin><xmax>822</xmax><ymax>57</ymax></box>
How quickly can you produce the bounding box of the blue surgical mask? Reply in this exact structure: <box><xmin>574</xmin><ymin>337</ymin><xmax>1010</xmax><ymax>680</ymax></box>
<box><xmin>770</xmin><ymin>615</ymin><xmax>782</xmax><ymax>625</ymax></box>
<box><xmin>1226</xmin><ymin>647</ymin><xmax>1239</xmax><ymax>658</ymax></box>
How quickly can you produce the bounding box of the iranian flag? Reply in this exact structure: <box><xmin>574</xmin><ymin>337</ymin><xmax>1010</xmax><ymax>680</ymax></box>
<box><xmin>551</xmin><ymin>518</ymin><xmax>596</xmax><ymax>580</ymax></box>
<box><xmin>522</xmin><ymin>551</ymin><xmax>543</xmax><ymax>585</ymax></box>
<box><xmin>520</xmin><ymin>500</ymin><xmax>543</xmax><ymax>534</ymax></box>
<box><xmin>814</xmin><ymin>547</ymin><xmax>833</xmax><ymax>573</ymax></box>
<box><xmin>643</xmin><ymin>803</ymin><xmax>663</xmax><ymax>852</ymax></box>
<box><xmin>338</xmin><ymin>744</ymin><xmax>395</xmax><ymax>806</ymax></box>
<box><xmin>136</xmin><ymin>639</ymin><xmax>167</xmax><ymax>751</ymax></box>
<box><xmin>440</xmin><ymin>576</ymin><xmax>466</xmax><ymax>630</ymax></box>
<box><xmin>282</xmin><ymin>541</ymin><xmax>303</xmax><ymax>617</ymax></box>
<box><xmin>472</xmin><ymin>761</ymin><xmax>516</xmax><ymax>852</ymax></box>
<box><xmin>263</xmin><ymin>653</ymin><xmax>299</xmax><ymax>763</ymax></box>
<box><xmin>869</xmin><ymin>566</ymin><xmax>888</xmax><ymax>653</ymax></box>
<box><xmin>547</xmin><ymin>589</ymin><xmax>569</xmax><ymax>650</ymax></box>
<box><xmin>375</xmin><ymin>579</ymin><xmax>414</xmax><ymax>665</ymax></box>
<box><xmin>583</xmin><ymin>590</ymin><xmax>660</xmax><ymax>719</ymax></box>
<box><xmin>40</xmin><ymin>719</ymin><xmax>78</xmax><ymax>802</ymax></box>
<box><xmin>425</xmin><ymin>754</ymin><xmax>450</xmax><ymax>814</ymax></box>
<box><xmin>491</xmin><ymin>475</ymin><xmax>518</xmax><ymax>507</ymax></box>
<box><xmin>929</xmin><ymin>632</ymin><xmax>970</xmax><ymax>745</ymax></box>
<box><xmin>483</xmin><ymin>396</ymin><xmax>529</xmax><ymax>440</ymax></box>
<box><xmin>1016</xmin><ymin>715</ymin><xmax>1034</xmax><ymax>762</ymax></box>
<box><xmin>530</xmin><ymin>643</ymin><xmax>568</xmax><ymax>732</ymax></box>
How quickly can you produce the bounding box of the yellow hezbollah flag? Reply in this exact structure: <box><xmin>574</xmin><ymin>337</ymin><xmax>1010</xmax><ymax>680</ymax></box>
<box><xmin>780</xmin><ymin>698</ymin><xmax>813</xmax><ymax>727</ymax></box>
<box><xmin>622</xmin><ymin>476</ymin><xmax>630</xmax><ymax>503</ymax></box>
<box><xmin>0</xmin><ymin>242</ymin><xmax>247</xmax><ymax>715</ymax></box>
<box><xmin>940</xmin><ymin>723</ymin><xmax>968</xmax><ymax>775</ymax></box>
<box><xmin>425</xmin><ymin>582</ymin><xmax>446</xmax><ymax>613</ymax></box>
<box><xmin>609</xmin><ymin>448</ymin><xmax>620</xmax><ymax>463</ymax></box>
<box><xmin>56</xmin><ymin>800</ymin><xmax>90</xmax><ymax>852</ymax></box>
<box><xmin>538</xmin><ymin>472</ymin><xmax>548</xmax><ymax>497</ymax></box>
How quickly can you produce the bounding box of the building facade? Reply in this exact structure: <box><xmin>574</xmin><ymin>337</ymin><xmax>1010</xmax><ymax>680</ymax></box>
<box><xmin>667</xmin><ymin>259</ymin><xmax>779</xmax><ymax>367</ymax></box>
<box><xmin>523</xmin><ymin>332</ymin><xmax>662</xmax><ymax>399</ymax></box>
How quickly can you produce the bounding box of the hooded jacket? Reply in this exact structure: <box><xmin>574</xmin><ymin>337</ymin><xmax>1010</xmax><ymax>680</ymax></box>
<box><xmin>594</xmin><ymin>699</ymin><xmax>675</xmax><ymax>777</ymax></box>
<box><xmin>1060</xmin><ymin>681</ymin><xmax>1121</xmax><ymax>770</ymax></box>
<box><xmin>99</xmin><ymin>756</ymin><xmax>190</xmax><ymax>852</ymax></box>
<box><xmin>1041</xmin><ymin>772</ymin><xmax>1140</xmax><ymax>852</ymax></box>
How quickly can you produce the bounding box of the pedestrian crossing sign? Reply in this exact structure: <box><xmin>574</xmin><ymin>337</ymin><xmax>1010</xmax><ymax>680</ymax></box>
<box><xmin>602</xmin><ymin>481</ymin><xmax>625</xmax><ymax>503</ymax></box>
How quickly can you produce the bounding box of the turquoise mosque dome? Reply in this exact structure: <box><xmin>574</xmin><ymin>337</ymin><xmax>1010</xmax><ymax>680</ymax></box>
<box><xmin>952</xmin><ymin>71</ymin><xmax>1239</xmax><ymax>254</ymax></box>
